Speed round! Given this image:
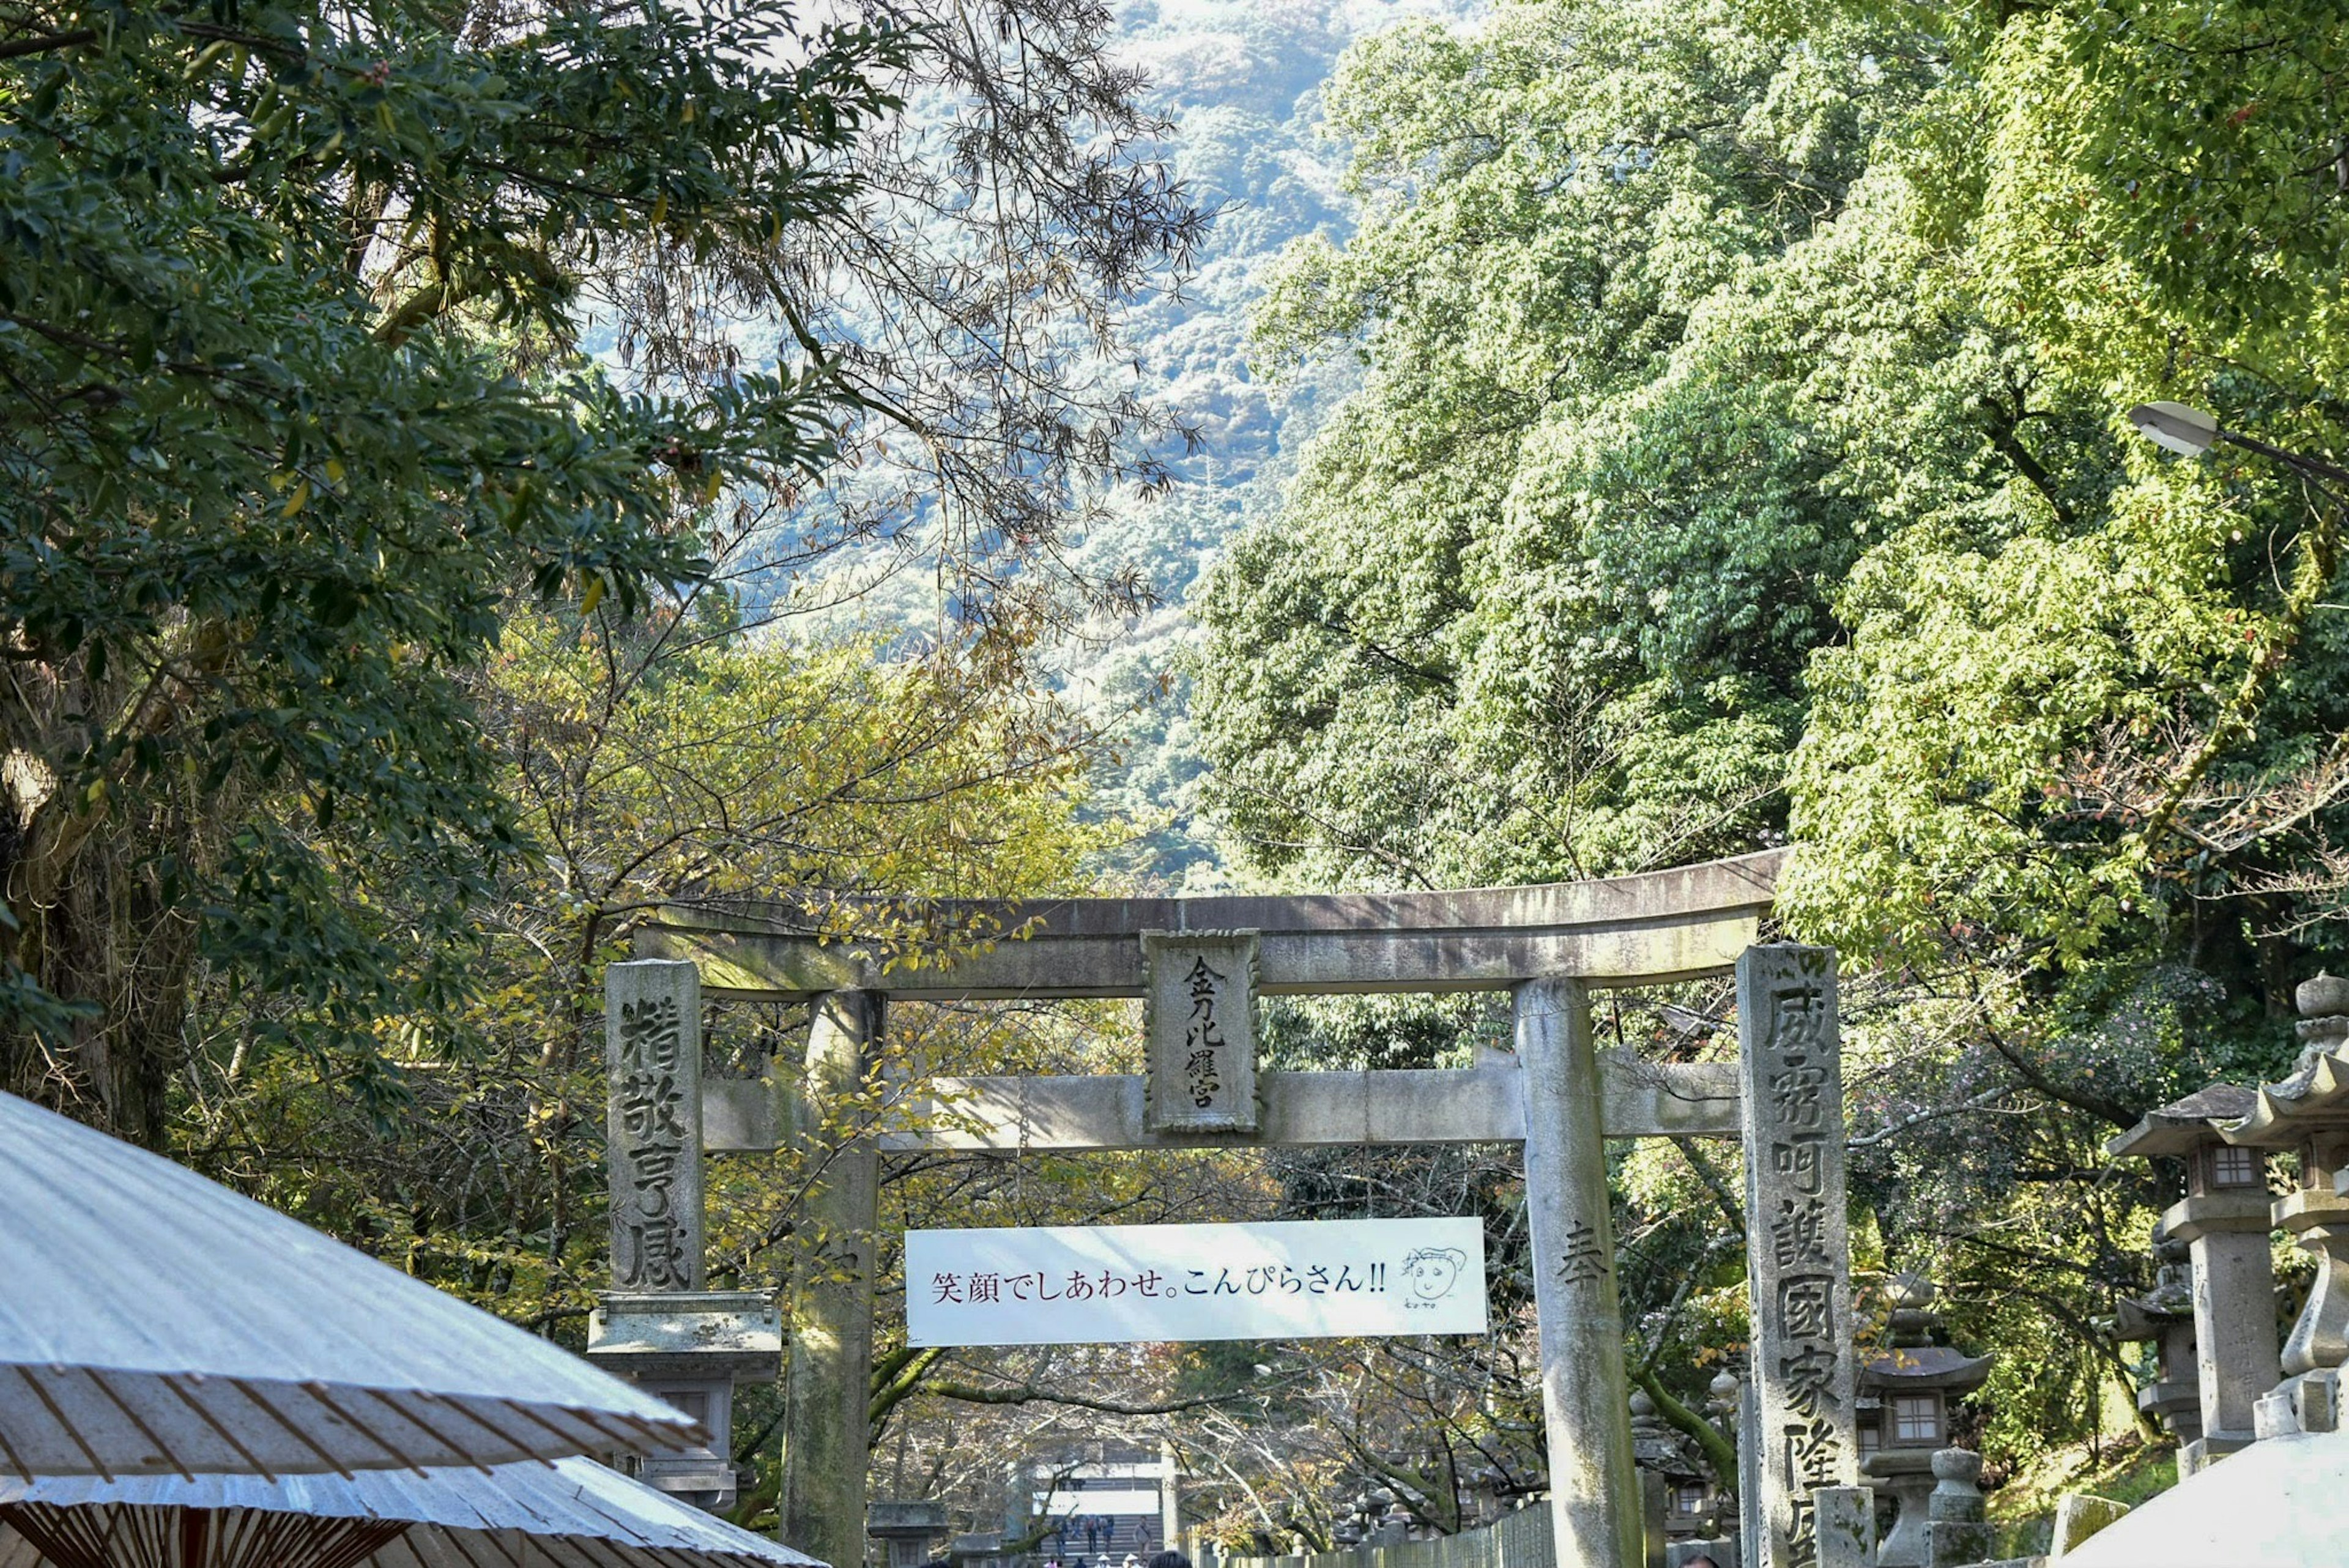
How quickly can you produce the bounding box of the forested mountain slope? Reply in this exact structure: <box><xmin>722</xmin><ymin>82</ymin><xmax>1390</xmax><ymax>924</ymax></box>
<box><xmin>1056</xmin><ymin>0</ymin><xmax>1483</xmax><ymax>884</ymax></box>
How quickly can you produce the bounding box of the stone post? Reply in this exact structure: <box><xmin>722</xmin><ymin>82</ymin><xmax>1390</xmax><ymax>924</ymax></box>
<box><xmin>2048</xmin><ymin>1495</ymin><xmax>2129</xmax><ymax>1557</ymax></box>
<box><xmin>1641</xmin><ymin>1470</ymin><xmax>1668</xmax><ymax>1568</ymax></box>
<box><xmin>1515</xmin><ymin>976</ymin><xmax>1643</xmax><ymax>1568</ymax></box>
<box><xmin>782</xmin><ymin>989</ymin><xmax>885</xmax><ymax>1568</ymax></box>
<box><xmin>1811</xmin><ymin>1488</ymin><xmax>1875</xmax><ymax>1568</ymax></box>
<box><xmin>1737</xmin><ymin>945</ymin><xmax>1858</xmax><ymax>1568</ymax></box>
<box><xmin>1920</xmin><ymin>1451</ymin><xmax>1988</xmax><ymax>1568</ymax></box>
<box><xmin>607</xmin><ymin>959</ymin><xmax>705</xmax><ymax>1291</ymax></box>
<box><xmin>598</xmin><ymin>960</ymin><xmax>787</xmax><ymax>1512</ymax></box>
<box><xmin>2162</xmin><ymin>1184</ymin><xmax>2279</xmax><ymax>1470</ymax></box>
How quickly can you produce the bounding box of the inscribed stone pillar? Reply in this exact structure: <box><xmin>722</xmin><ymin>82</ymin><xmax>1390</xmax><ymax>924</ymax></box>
<box><xmin>782</xmin><ymin>990</ymin><xmax>885</xmax><ymax>1568</ymax></box>
<box><xmin>1737</xmin><ymin>945</ymin><xmax>1858</xmax><ymax>1568</ymax></box>
<box><xmin>607</xmin><ymin>959</ymin><xmax>705</xmax><ymax>1290</ymax></box>
<box><xmin>1515</xmin><ymin>976</ymin><xmax>1642</xmax><ymax>1568</ymax></box>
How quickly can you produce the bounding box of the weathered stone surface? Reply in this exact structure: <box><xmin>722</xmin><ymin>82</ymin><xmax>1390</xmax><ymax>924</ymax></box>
<box><xmin>637</xmin><ymin>851</ymin><xmax>1783</xmax><ymax>998</ymax></box>
<box><xmin>587</xmin><ymin>1289</ymin><xmax>780</xmax><ymax>1378</ymax></box>
<box><xmin>1812</xmin><ymin>1486</ymin><xmax>1876</xmax><ymax>1568</ymax></box>
<box><xmin>1923</xmin><ymin>1450</ymin><xmax>1990</xmax><ymax>1568</ymax></box>
<box><xmin>607</xmin><ymin>959</ymin><xmax>704</xmax><ymax>1291</ymax></box>
<box><xmin>948</xmin><ymin>1533</ymin><xmax>1008</xmax><ymax>1568</ymax></box>
<box><xmin>2254</xmin><ymin>1366</ymin><xmax>2339</xmax><ymax>1439</ymax></box>
<box><xmin>691</xmin><ymin>1060</ymin><xmax>1745</xmax><ymax>1156</ymax></box>
<box><xmin>782</xmin><ymin>989</ymin><xmax>884</xmax><ymax>1568</ymax></box>
<box><xmin>2047</xmin><ymin>1494</ymin><xmax>2128</xmax><ymax>1558</ymax></box>
<box><xmin>2104</xmin><ymin>1085</ymin><xmax>2259</xmax><ymax>1160</ymax></box>
<box><xmin>1143</xmin><ymin>931</ymin><xmax>1261</xmax><ymax>1133</ymax></box>
<box><xmin>2300</xmin><ymin>973</ymin><xmax>2349</xmax><ymax>1019</ymax></box>
<box><xmin>2276</xmin><ymin>1175</ymin><xmax>2349</xmax><ymax>1378</ymax></box>
<box><xmin>1739</xmin><ymin>945</ymin><xmax>1858</xmax><ymax>1568</ymax></box>
<box><xmin>2163</xmin><ymin>1190</ymin><xmax>2282</xmax><ymax>1447</ymax></box>
<box><xmin>2047</xmin><ymin>1427</ymin><xmax>2349</xmax><ymax>1567</ymax></box>
<box><xmin>1517</xmin><ymin>977</ymin><xmax>1642</xmax><ymax>1568</ymax></box>
<box><xmin>868</xmin><ymin>1500</ymin><xmax>951</xmax><ymax>1568</ymax></box>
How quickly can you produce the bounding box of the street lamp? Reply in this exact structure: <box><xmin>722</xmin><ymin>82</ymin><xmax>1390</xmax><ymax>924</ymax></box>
<box><xmin>2128</xmin><ymin>401</ymin><xmax>2349</xmax><ymax>489</ymax></box>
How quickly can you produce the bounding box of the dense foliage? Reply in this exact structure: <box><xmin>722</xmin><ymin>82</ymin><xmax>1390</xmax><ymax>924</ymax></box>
<box><xmin>1189</xmin><ymin>0</ymin><xmax>2349</xmax><ymax>1494</ymax></box>
<box><xmin>0</xmin><ymin>0</ymin><xmax>907</xmax><ymax>1140</ymax></box>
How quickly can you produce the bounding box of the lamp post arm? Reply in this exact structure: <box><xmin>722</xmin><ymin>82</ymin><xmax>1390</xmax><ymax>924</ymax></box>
<box><xmin>2217</xmin><ymin>429</ymin><xmax>2349</xmax><ymax>492</ymax></box>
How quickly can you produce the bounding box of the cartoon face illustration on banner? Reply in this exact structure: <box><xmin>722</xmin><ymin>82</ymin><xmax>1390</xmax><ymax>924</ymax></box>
<box><xmin>1402</xmin><ymin>1246</ymin><xmax>1468</xmax><ymax>1302</ymax></box>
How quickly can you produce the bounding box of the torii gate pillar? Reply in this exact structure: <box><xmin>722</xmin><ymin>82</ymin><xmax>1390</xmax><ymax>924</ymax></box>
<box><xmin>782</xmin><ymin>989</ymin><xmax>886</xmax><ymax>1568</ymax></box>
<box><xmin>1516</xmin><ymin>977</ymin><xmax>1642</xmax><ymax>1568</ymax></box>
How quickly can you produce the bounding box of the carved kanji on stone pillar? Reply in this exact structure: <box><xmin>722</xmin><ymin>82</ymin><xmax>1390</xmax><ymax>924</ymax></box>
<box><xmin>1739</xmin><ymin>944</ymin><xmax>1858</xmax><ymax>1568</ymax></box>
<box><xmin>607</xmin><ymin>959</ymin><xmax>704</xmax><ymax>1291</ymax></box>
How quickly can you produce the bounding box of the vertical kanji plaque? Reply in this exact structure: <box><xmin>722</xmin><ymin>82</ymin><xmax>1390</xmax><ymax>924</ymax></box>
<box><xmin>1141</xmin><ymin>931</ymin><xmax>1260</xmax><ymax>1134</ymax></box>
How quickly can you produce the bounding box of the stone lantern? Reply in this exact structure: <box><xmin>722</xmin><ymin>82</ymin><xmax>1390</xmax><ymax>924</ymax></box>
<box><xmin>2223</xmin><ymin>973</ymin><xmax>2349</xmax><ymax>1441</ymax></box>
<box><xmin>587</xmin><ymin>1290</ymin><xmax>781</xmax><ymax>1510</ymax></box>
<box><xmin>2107</xmin><ymin>1081</ymin><xmax>2279</xmax><ymax>1474</ymax></box>
<box><xmin>2112</xmin><ymin>1221</ymin><xmax>2203</xmax><ymax>1479</ymax></box>
<box><xmin>1628</xmin><ymin>1388</ymin><xmax>1723</xmax><ymax>1544</ymax></box>
<box><xmin>868</xmin><ymin>1500</ymin><xmax>951</xmax><ymax>1568</ymax></box>
<box><xmin>1857</xmin><ymin>1277</ymin><xmax>1990</xmax><ymax>1568</ymax></box>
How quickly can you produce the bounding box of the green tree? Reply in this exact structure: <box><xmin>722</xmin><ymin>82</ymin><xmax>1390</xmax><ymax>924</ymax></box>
<box><xmin>1192</xmin><ymin>0</ymin><xmax>1954</xmax><ymax>890</ymax></box>
<box><xmin>1182</xmin><ymin>0</ymin><xmax>2349</xmax><ymax>1493</ymax></box>
<box><xmin>0</xmin><ymin>0</ymin><xmax>912</xmax><ymax>1142</ymax></box>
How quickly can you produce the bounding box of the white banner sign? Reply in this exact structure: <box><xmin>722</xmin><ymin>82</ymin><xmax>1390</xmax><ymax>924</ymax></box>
<box><xmin>905</xmin><ymin>1217</ymin><xmax>1488</xmax><ymax>1346</ymax></box>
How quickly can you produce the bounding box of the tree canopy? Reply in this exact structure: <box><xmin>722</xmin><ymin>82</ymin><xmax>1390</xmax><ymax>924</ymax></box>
<box><xmin>0</xmin><ymin>0</ymin><xmax>915</xmax><ymax>1138</ymax></box>
<box><xmin>1187</xmin><ymin>0</ymin><xmax>2349</xmax><ymax>1489</ymax></box>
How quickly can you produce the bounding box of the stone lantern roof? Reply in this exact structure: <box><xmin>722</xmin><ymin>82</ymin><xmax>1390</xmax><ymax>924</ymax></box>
<box><xmin>2107</xmin><ymin>976</ymin><xmax>2349</xmax><ymax>1156</ymax></box>
<box><xmin>2221</xmin><ymin>975</ymin><xmax>2349</xmax><ymax>1145</ymax></box>
<box><xmin>1858</xmin><ymin>1276</ymin><xmax>1991</xmax><ymax>1398</ymax></box>
<box><xmin>2106</xmin><ymin>1084</ymin><xmax>2258</xmax><ymax>1159</ymax></box>
<box><xmin>1627</xmin><ymin>1389</ymin><xmax>1704</xmax><ymax>1482</ymax></box>
<box><xmin>1860</xmin><ymin>1343</ymin><xmax>1994</xmax><ymax>1391</ymax></box>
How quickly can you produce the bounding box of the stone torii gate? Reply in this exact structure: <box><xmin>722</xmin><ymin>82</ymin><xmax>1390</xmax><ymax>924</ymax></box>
<box><xmin>590</xmin><ymin>851</ymin><xmax>1860</xmax><ymax>1568</ymax></box>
